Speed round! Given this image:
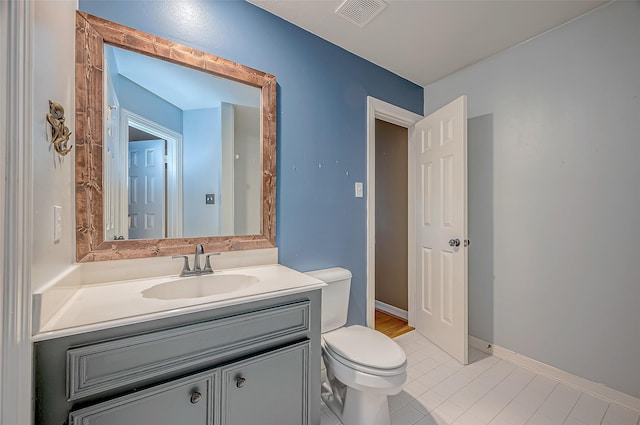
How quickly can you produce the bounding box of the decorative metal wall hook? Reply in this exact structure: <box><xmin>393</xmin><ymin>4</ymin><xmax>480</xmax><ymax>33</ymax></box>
<box><xmin>47</xmin><ymin>100</ymin><xmax>73</xmax><ymax>156</ymax></box>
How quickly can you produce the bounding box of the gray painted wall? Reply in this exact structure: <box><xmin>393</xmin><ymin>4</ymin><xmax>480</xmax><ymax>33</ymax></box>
<box><xmin>467</xmin><ymin>115</ymin><xmax>494</xmax><ymax>343</ymax></box>
<box><xmin>31</xmin><ymin>0</ymin><xmax>76</xmax><ymax>292</ymax></box>
<box><xmin>425</xmin><ymin>1</ymin><xmax>640</xmax><ymax>398</ymax></box>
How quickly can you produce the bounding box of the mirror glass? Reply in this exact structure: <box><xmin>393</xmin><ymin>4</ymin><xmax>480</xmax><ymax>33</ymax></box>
<box><xmin>103</xmin><ymin>45</ymin><xmax>262</xmax><ymax>241</ymax></box>
<box><xmin>75</xmin><ymin>11</ymin><xmax>276</xmax><ymax>262</ymax></box>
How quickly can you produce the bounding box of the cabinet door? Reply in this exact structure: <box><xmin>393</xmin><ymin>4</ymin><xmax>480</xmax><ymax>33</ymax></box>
<box><xmin>221</xmin><ymin>341</ymin><xmax>310</xmax><ymax>425</ymax></box>
<box><xmin>69</xmin><ymin>371</ymin><xmax>216</xmax><ymax>425</ymax></box>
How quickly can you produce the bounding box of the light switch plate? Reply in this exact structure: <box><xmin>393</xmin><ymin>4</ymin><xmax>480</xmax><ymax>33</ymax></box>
<box><xmin>355</xmin><ymin>182</ymin><xmax>363</xmax><ymax>198</ymax></box>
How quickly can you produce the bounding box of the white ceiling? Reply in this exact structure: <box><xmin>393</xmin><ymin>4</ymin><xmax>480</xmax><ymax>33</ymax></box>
<box><xmin>108</xmin><ymin>45</ymin><xmax>261</xmax><ymax>111</ymax></box>
<box><xmin>248</xmin><ymin>0</ymin><xmax>607</xmax><ymax>87</ymax></box>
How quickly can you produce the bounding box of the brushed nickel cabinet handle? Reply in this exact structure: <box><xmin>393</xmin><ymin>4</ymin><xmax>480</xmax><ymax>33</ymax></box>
<box><xmin>236</xmin><ymin>376</ymin><xmax>246</xmax><ymax>389</ymax></box>
<box><xmin>190</xmin><ymin>391</ymin><xmax>202</xmax><ymax>404</ymax></box>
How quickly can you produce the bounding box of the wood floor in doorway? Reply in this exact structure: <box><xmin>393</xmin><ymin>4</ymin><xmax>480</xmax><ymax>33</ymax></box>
<box><xmin>375</xmin><ymin>309</ymin><xmax>415</xmax><ymax>338</ymax></box>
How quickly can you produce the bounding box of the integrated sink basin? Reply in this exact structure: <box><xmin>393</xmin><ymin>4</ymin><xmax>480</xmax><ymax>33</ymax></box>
<box><xmin>141</xmin><ymin>274</ymin><xmax>259</xmax><ymax>300</ymax></box>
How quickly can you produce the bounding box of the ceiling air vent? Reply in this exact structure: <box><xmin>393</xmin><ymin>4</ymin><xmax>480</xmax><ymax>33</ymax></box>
<box><xmin>335</xmin><ymin>0</ymin><xmax>387</xmax><ymax>28</ymax></box>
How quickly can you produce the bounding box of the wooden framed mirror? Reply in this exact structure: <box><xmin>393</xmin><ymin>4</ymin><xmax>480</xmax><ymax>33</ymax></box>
<box><xmin>75</xmin><ymin>12</ymin><xmax>276</xmax><ymax>262</ymax></box>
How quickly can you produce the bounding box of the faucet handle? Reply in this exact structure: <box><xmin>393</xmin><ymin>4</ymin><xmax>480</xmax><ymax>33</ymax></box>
<box><xmin>204</xmin><ymin>252</ymin><xmax>221</xmax><ymax>272</ymax></box>
<box><xmin>193</xmin><ymin>244</ymin><xmax>205</xmax><ymax>271</ymax></box>
<box><xmin>172</xmin><ymin>255</ymin><xmax>191</xmax><ymax>274</ymax></box>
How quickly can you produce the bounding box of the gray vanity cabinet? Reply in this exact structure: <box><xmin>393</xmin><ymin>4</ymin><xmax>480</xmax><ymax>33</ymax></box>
<box><xmin>221</xmin><ymin>341</ymin><xmax>309</xmax><ymax>425</ymax></box>
<box><xmin>69</xmin><ymin>372</ymin><xmax>215</xmax><ymax>425</ymax></box>
<box><xmin>68</xmin><ymin>341</ymin><xmax>310</xmax><ymax>425</ymax></box>
<box><xmin>34</xmin><ymin>291</ymin><xmax>322</xmax><ymax>425</ymax></box>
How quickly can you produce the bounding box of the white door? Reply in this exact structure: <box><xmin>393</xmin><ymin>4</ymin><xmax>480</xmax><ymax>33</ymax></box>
<box><xmin>414</xmin><ymin>96</ymin><xmax>468</xmax><ymax>364</ymax></box>
<box><xmin>128</xmin><ymin>139</ymin><xmax>166</xmax><ymax>240</ymax></box>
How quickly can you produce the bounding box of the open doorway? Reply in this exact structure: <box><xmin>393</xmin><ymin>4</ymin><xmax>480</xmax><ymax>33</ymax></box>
<box><xmin>366</xmin><ymin>97</ymin><xmax>422</xmax><ymax>329</ymax></box>
<box><xmin>127</xmin><ymin>134</ymin><xmax>167</xmax><ymax>240</ymax></box>
<box><xmin>367</xmin><ymin>96</ymin><xmax>469</xmax><ymax>365</ymax></box>
<box><xmin>374</xmin><ymin>119</ymin><xmax>414</xmax><ymax>337</ymax></box>
<box><xmin>104</xmin><ymin>109</ymin><xmax>183</xmax><ymax>241</ymax></box>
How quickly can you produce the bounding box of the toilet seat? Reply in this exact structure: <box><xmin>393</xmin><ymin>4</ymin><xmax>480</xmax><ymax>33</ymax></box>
<box><xmin>324</xmin><ymin>344</ymin><xmax>407</xmax><ymax>377</ymax></box>
<box><xmin>322</xmin><ymin>325</ymin><xmax>407</xmax><ymax>376</ymax></box>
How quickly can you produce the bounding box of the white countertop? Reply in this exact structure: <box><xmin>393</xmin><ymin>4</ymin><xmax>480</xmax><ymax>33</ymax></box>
<box><xmin>33</xmin><ymin>264</ymin><xmax>324</xmax><ymax>341</ymax></box>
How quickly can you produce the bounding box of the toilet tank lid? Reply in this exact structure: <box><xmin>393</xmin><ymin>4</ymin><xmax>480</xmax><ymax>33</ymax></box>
<box><xmin>305</xmin><ymin>267</ymin><xmax>352</xmax><ymax>283</ymax></box>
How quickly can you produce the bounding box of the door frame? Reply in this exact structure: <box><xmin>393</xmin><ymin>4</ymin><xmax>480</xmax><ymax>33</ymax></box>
<box><xmin>366</xmin><ymin>97</ymin><xmax>422</xmax><ymax>328</ymax></box>
<box><xmin>1</xmin><ymin>1</ymin><xmax>34</xmax><ymax>424</ymax></box>
<box><xmin>120</xmin><ymin>109</ymin><xmax>184</xmax><ymax>238</ymax></box>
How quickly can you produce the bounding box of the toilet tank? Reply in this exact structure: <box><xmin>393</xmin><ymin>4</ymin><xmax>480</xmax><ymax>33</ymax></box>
<box><xmin>305</xmin><ymin>267</ymin><xmax>352</xmax><ymax>333</ymax></box>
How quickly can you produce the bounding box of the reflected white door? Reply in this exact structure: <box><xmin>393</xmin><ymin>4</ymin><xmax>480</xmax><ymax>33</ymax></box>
<box><xmin>128</xmin><ymin>139</ymin><xmax>165</xmax><ymax>240</ymax></box>
<box><xmin>414</xmin><ymin>96</ymin><xmax>468</xmax><ymax>364</ymax></box>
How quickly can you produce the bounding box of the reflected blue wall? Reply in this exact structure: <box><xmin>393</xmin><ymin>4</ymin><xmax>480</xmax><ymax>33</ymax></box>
<box><xmin>80</xmin><ymin>0</ymin><xmax>424</xmax><ymax>325</ymax></box>
<box><xmin>183</xmin><ymin>107</ymin><xmax>222</xmax><ymax>237</ymax></box>
<box><xmin>105</xmin><ymin>44</ymin><xmax>183</xmax><ymax>133</ymax></box>
<box><xmin>116</xmin><ymin>76</ymin><xmax>183</xmax><ymax>134</ymax></box>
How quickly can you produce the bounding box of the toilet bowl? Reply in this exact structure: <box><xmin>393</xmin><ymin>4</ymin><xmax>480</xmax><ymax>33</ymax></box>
<box><xmin>306</xmin><ymin>268</ymin><xmax>407</xmax><ymax>425</ymax></box>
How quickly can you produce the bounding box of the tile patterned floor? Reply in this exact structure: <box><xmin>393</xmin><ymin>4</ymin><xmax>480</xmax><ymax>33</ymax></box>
<box><xmin>320</xmin><ymin>331</ymin><xmax>640</xmax><ymax>425</ymax></box>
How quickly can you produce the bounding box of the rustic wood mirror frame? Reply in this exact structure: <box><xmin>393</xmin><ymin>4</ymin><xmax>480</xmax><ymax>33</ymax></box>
<box><xmin>75</xmin><ymin>12</ymin><xmax>276</xmax><ymax>262</ymax></box>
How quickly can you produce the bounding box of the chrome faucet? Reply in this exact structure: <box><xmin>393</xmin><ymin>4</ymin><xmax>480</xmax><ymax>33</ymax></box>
<box><xmin>173</xmin><ymin>244</ymin><xmax>220</xmax><ymax>277</ymax></box>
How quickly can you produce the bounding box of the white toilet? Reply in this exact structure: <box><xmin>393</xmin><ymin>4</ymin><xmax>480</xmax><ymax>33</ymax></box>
<box><xmin>306</xmin><ymin>268</ymin><xmax>407</xmax><ymax>425</ymax></box>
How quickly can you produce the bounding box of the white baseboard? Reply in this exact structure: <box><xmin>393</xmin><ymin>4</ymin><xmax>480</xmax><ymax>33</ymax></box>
<box><xmin>469</xmin><ymin>336</ymin><xmax>640</xmax><ymax>413</ymax></box>
<box><xmin>469</xmin><ymin>335</ymin><xmax>494</xmax><ymax>355</ymax></box>
<box><xmin>375</xmin><ymin>301</ymin><xmax>408</xmax><ymax>321</ymax></box>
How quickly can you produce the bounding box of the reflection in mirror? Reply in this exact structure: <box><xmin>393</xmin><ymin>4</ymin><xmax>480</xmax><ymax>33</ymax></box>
<box><xmin>75</xmin><ymin>11</ymin><xmax>276</xmax><ymax>262</ymax></box>
<box><xmin>103</xmin><ymin>45</ymin><xmax>262</xmax><ymax>241</ymax></box>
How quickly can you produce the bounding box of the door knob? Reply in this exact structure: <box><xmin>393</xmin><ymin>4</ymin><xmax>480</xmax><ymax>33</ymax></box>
<box><xmin>448</xmin><ymin>238</ymin><xmax>461</xmax><ymax>247</ymax></box>
<box><xmin>236</xmin><ymin>376</ymin><xmax>246</xmax><ymax>388</ymax></box>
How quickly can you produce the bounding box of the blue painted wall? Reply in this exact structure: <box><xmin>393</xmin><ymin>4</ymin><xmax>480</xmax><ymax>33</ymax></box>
<box><xmin>80</xmin><ymin>0</ymin><xmax>424</xmax><ymax>325</ymax></box>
